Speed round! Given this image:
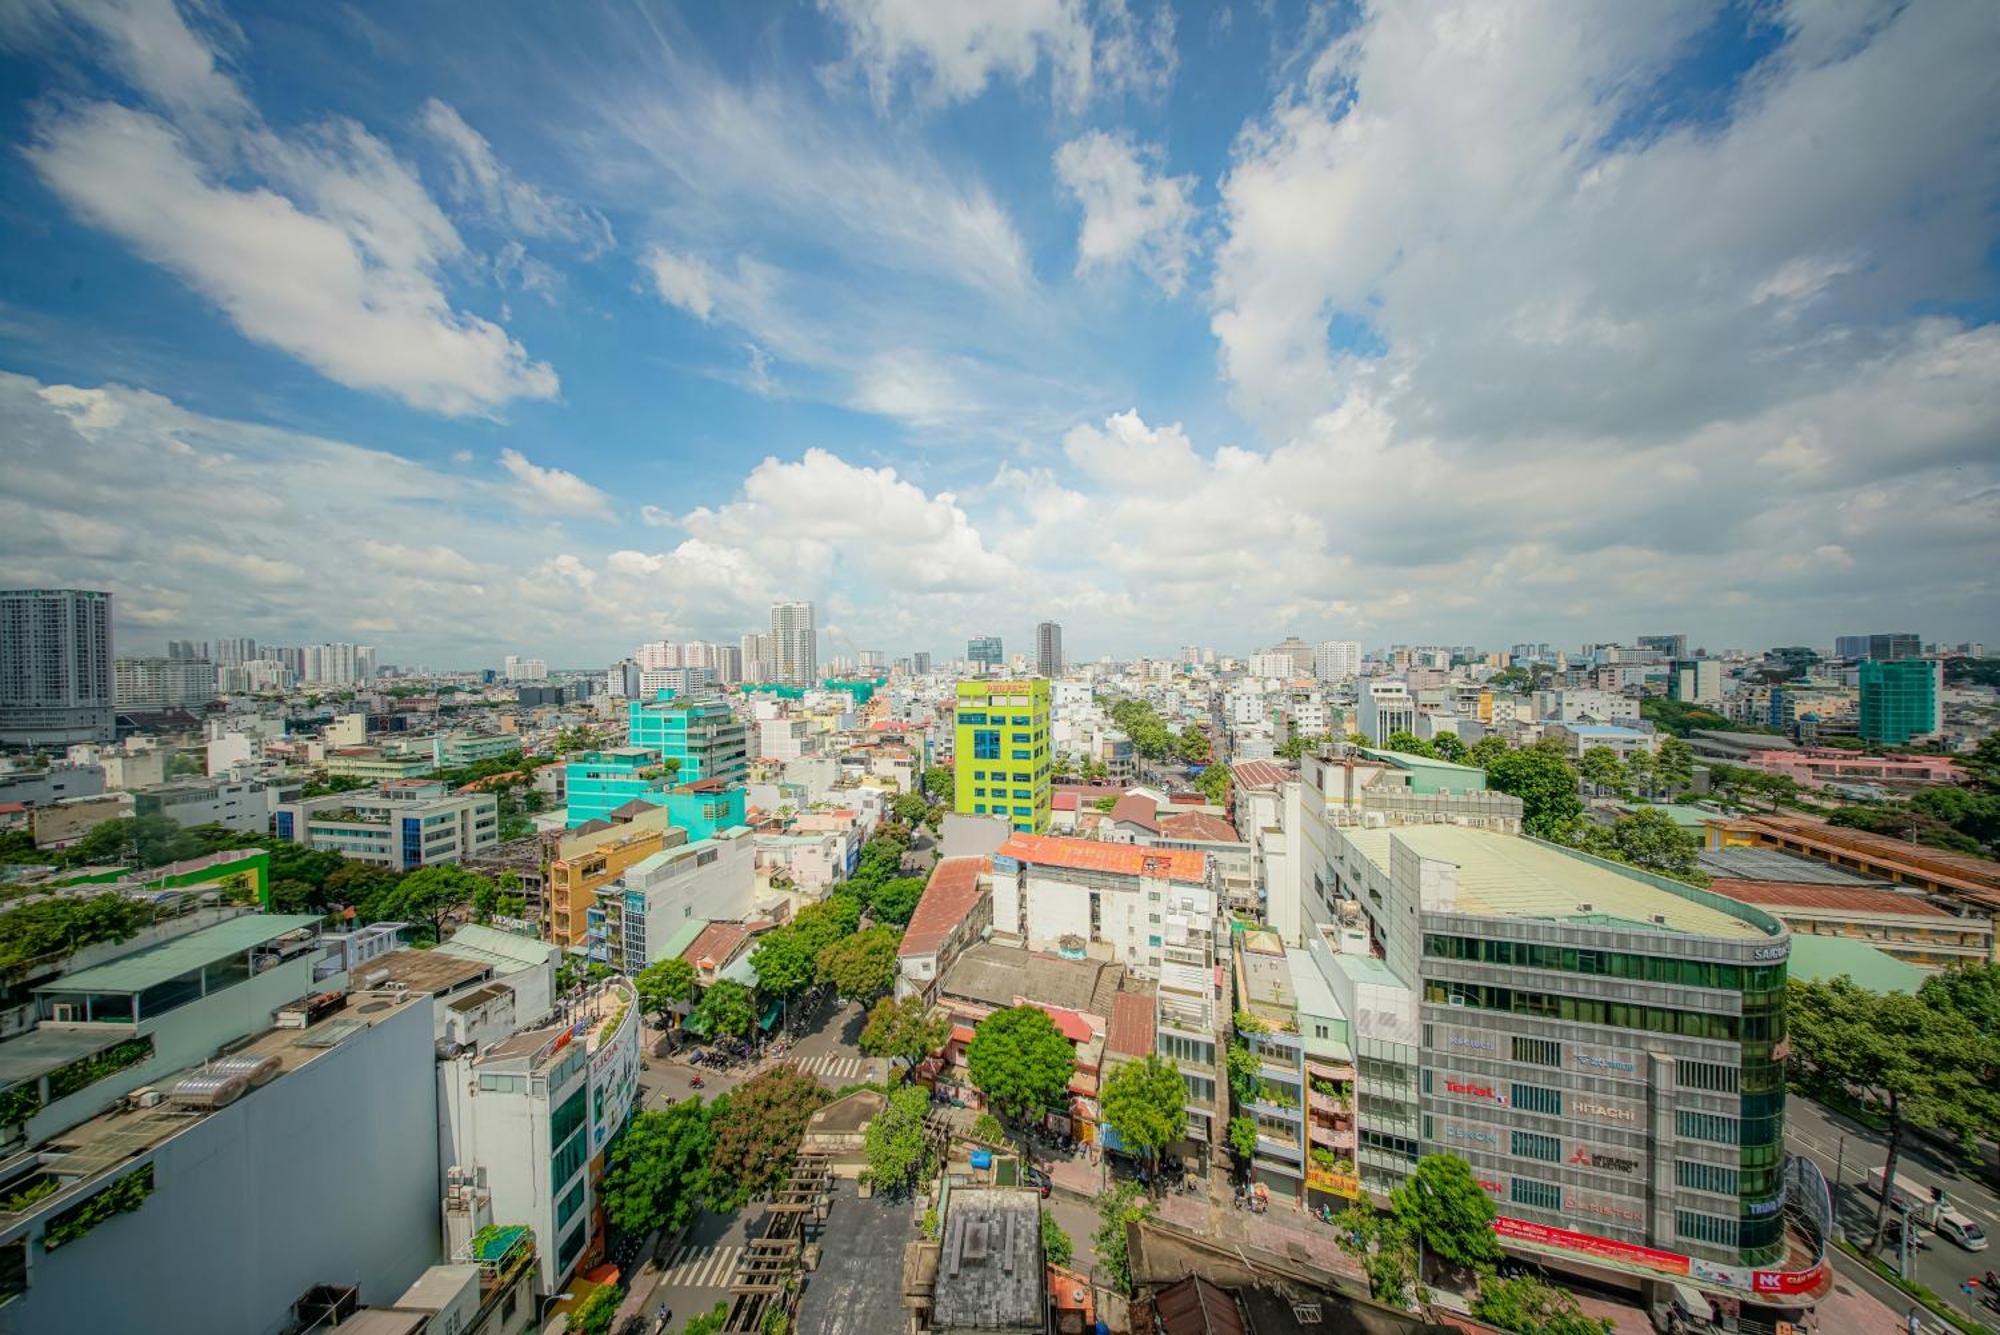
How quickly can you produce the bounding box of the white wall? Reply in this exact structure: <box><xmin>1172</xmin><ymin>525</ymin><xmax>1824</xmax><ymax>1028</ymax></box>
<box><xmin>2</xmin><ymin>998</ymin><xmax>438</xmax><ymax>1335</ymax></box>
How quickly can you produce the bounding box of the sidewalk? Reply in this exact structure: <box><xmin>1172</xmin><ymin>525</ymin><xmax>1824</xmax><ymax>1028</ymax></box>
<box><xmin>1153</xmin><ymin>1189</ymin><xmax>1366</xmax><ymax>1287</ymax></box>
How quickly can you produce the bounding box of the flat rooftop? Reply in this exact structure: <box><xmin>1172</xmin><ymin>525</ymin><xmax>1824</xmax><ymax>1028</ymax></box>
<box><xmin>25</xmin><ymin>989</ymin><xmax>423</xmax><ymax>1196</ymax></box>
<box><xmin>353</xmin><ymin>948</ymin><xmax>492</xmax><ymax>996</ymax></box>
<box><xmin>1696</xmin><ymin>846</ymin><xmax>1885</xmax><ymax>886</ymax></box>
<box><xmin>37</xmin><ymin>913</ymin><xmax>323</xmax><ymax>996</ymax></box>
<box><xmin>1341</xmin><ymin>826</ymin><xmax>1768</xmax><ymax>939</ymax></box>
<box><xmin>931</xmin><ymin>1187</ymin><xmax>1043</xmax><ymax>1331</ymax></box>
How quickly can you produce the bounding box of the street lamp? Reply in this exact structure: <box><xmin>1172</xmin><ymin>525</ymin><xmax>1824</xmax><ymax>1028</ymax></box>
<box><xmin>537</xmin><ymin>1291</ymin><xmax>574</xmax><ymax>1332</ymax></box>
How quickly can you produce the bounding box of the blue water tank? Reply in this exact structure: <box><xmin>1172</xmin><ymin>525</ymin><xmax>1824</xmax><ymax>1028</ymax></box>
<box><xmin>969</xmin><ymin>1148</ymin><xmax>993</xmax><ymax>1170</ymax></box>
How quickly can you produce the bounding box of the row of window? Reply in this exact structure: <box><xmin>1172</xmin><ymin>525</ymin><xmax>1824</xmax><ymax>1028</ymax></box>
<box><xmin>957</xmin><ymin>713</ymin><xmax>1040</xmax><ymax>727</ymax></box>
<box><xmin>1677</xmin><ymin>1159</ymin><xmax>1739</xmax><ymax>1195</ymax></box>
<box><xmin>1676</xmin><ymin>1209</ymin><xmax>1738</xmax><ymax>1247</ymax></box>
<box><xmin>1424</xmin><ymin>981</ymin><xmax>1781</xmax><ymax>1043</ymax></box>
<box><xmin>1512</xmin><ymin>1130</ymin><xmax>1561</xmax><ymax>1162</ymax></box>
<box><xmin>971</xmin><ymin>803</ymin><xmax>1036</xmax><ymax>818</ymax></box>
<box><xmin>1422</xmin><ymin>934</ymin><xmax>1784</xmax><ymax>994</ymax></box>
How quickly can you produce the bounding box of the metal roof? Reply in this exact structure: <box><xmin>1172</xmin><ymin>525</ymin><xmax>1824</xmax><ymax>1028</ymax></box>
<box><xmin>38</xmin><ymin>914</ymin><xmax>322</xmax><ymax>996</ymax></box>
<box><xmin>0</xmin><ymin>1027</ymin><xmax>127</xmax><ymax>1089</ymax></box>
<box><xmin>1343</xmin><ymin>826</ymin><xmax>1767</xmax><ymax>939</ymax></box>
<box><xmin>1787</xmin><ymin>935</ymin><xmax>1924</xmax><ymax>994</ymax></box>
<box><xmin>1696</xmin><ymin>846</ymin><xmax>1887</xmax><ymax>887</ymax></box>
<box><xmin>437</xmin><ymin>923</ymin><xmax>556</xmax><ymax>973</ymax></box>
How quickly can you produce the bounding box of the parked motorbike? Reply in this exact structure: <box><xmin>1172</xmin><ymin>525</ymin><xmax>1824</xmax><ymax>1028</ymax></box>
<box><xmin>689</xmin><ymin>1074</ymin><xmax>705</xmax><ymax>1088</ymax></box>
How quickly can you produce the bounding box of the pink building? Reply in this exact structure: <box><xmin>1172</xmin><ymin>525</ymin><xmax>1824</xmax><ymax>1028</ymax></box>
<box><xmin>1742</xmin><ymin>749</ymin><xmax>1965</xmax><ymax>790</ymax></box>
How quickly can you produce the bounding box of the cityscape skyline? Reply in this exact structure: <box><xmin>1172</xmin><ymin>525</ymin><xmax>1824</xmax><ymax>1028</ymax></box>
<box><xmin>1</xmin><ymin>3</ymin><xmax>1995</xmax><ymax>661</ymax></box>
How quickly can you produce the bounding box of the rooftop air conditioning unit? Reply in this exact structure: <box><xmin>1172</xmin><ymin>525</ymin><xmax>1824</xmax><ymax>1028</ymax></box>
<box><xmin>1651</xmin><ymin>914</ymin><xmax>1669</xmax><ymax>925</ymax></box>
<box><xmin>1576</xmin><ymin>903</ymin><xmax>1593</xmax><ymax>914</ymax></box>
<box><xmin>131</xmin><ymin>1087</ymin><xmax>163</xmax><ymax>1108</ymax></box>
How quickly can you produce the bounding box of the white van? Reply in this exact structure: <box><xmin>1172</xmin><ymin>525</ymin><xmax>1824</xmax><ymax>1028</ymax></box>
<box><xmin>1934</xmin><ymin>1210</ymin><xmax>1988</xmax><ymax>1252</ymax></box>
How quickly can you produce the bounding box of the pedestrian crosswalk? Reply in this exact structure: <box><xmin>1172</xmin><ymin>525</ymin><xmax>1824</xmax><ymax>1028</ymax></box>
<box><xmin>659</xmin><ymin>1243</ymin><xmax>743</xmax><ymax>1291</ymax></box>
<box><xmin>786</xmin><ymin>1053</ymin><xmax>878</xmax><ymax>1085</ymax></box>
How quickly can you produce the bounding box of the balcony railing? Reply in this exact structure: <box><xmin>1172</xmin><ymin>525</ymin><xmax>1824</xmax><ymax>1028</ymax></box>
<box><xmin>1308</xmin><ymin>1121</ymin><xmax>1357</xmax><ymax>1151</ymax></box>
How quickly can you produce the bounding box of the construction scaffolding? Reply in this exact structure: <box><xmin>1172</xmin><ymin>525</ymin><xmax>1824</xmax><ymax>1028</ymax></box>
<box><xmin>723</xmin><ymin>1152</ymin><xmax>833</xmax><ymax>1332</ymax></box>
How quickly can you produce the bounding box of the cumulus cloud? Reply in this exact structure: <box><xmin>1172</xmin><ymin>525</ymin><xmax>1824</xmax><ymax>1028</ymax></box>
<box><xmin>818</xmin><ymin>0</ymin><xmax>1174</xmax><ymax>111</ymax></box>
<box><xmin>1054</xmin><ymin>131</ymin><xmax>1197</xmax><ymax>294</ymax></box>
<box><xmin>21</xmin><ymin>0</ymin><xmax>557</xmax><ymax>416</ymax></box>
<box><xmin>498</xmin><ymin>448</ymin><xmax>613</xmax><ymax>519</ymax></box>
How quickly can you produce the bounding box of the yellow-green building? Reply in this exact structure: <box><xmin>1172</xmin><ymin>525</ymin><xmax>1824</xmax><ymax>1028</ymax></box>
<box><xmin>954</xmin><ymin>679</ymin><xmax>1052</xmax><ymax>833</ymax></box>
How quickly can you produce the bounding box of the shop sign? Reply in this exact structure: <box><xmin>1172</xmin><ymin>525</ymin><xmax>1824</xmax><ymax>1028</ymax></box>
<box><xmin>1446</xmin><ymin>1035</ymin><xmax>1495</xmax><ymax>1052</ymax></box>
<box><xmin>1572</xmin><ymin>1048</ymin><xmax>1637</xmax><ymax>1074</ymax></box>
<box><xmin>1575</xmin><ymin>1100</ymin><xmax>1636</xmax><ymax>1122</ymax></box>
<box><xmin>1493</xmin><ymin>1216</ymin><xmax>1688</xmax><ymax>1276</ymax></box>
<box><xmin>1568</xmin><ymin>1146</ymin><xmax>1639</xmax><ymax>1174</ymax></box>
<box><xmin>1446</xmin><ymin>1123</ymin><xmax>1497</xmax><ymax>1145</ymax></box>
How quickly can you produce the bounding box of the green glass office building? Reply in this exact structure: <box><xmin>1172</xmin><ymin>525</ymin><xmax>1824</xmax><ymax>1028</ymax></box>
<box><xmin>1857</xmin><ymin>659</ymin><xmax>1938</xmax><ymax>745</ymax></box>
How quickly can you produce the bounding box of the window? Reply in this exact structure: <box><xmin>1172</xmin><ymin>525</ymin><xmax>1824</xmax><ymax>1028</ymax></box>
<box><xmin>1676</xmin><ymin>1210</ymin><xmax>1739</xmax><ymax>1247</ymax></box>
<box><xmin>558</xmin><ymin>1214</ymin><xmax>589</xmax><ymax>1271</ymax></box>
<box><xmin>1510</xmin><ymin>1084</ymin><xmax>1562</xmax><ymax>1116</ymax></box>
<box><xmin>1511</xmin><ymin>1037</ymin><xmax>1561</xmax><ymax>1066</ymax></box>
<box><xmin>552</xmin><ymin>1085</ymin><xmax>588</xmax><ymax>1147</ymax></box>
<box><xmin>959</xmin><ymin>712</ymin><xmax>987</xmax><ymax>725</ymax></box>
<box><xmin>1315</xmin><ymin>1024</ymin><xmax>1329</xmax><ymax>1039</ymax></box>
<box><xmin>552</xmin><ymin>1126</ymin><xmax>588</xmax><ymax>1190</ymax></box>
<box><xmin>1511</xmin><ymin>1177</ymin><xmax>1562</xmax><ymax>1210</ymax></box>
<box><xmin>973</xmin><ymin>803</ymin><xmax>986</xmax><ymax>814</ymax></box>
<box><xmin>1511</xmin><ymin>1130</ymin><xmax>1560</xmax><ymax>1162</ymax></box>
<box><xmin>973</xmin><ymin>730</ymin><xmax>1001</xmax><ymax>760</ymax></box>
<box><xmin>1677</xmin><ymin>1110</ymin><xmax>1739</xmax><ymax>1145</ymax></box>
<box><xmin>556</xmin><ymin>1176</ymin><xmax>588</xmax><ymax>1230</ymax></box>
<box><xmin>1677</xmin><ymin>1059</ymin><xmax>1739</xmax><ymax>1093</ymax></box>
<box><xmin>1676</xmin><ymin>1160</ymin><xmax>1739</xmax><ymax>1195</ymax></box>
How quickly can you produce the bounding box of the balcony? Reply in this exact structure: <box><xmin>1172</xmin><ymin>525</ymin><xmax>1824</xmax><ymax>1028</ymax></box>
<box><xmin>1307</xmin><ymin>1086</ymin><xmax>1353</xmax><ymax>1116</ymax></box>
<box><xmin>1157</xmin><ymin>995</ymin><xmax>1213</xmax><ymax>1035</ymax></box>
<box><xmin>1307</xmin><ymin>1120</ymin><xmax>1356</xmax><ymax>1151</ymax></box>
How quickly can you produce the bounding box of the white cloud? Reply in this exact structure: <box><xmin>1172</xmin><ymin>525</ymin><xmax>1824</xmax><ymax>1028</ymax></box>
<box><xmin>817</xmin><ymin>0</ymin><xmax>1173</xmax><ymax>110</ymax></box>
<box><xmin>498</xmin><ymin>448</ymin><xmax>613</xmax><ymax>519</ymax></box>
<box><xmin>360</xmin><ymin>540</ymin><xmax>483</xmax><ymax>581</ymax></box>
<box><xmin>418</xmin><ymin>99</ymin><xmax>612</xmax><ymax>253</ymax></box>
<box><xmin>21</xmin><ymin>2</ymin><xmax>557</xmax><ymax>416</ymax></box>
<box><xmin>1054</xmin><ymin>130</ymin><xmax>1198</xmax><ymax>294</ymax></box>
<box><xmin>642</xmin><ymin>248</ymin><xmax>716</xmax><ymax>321</ymax></box>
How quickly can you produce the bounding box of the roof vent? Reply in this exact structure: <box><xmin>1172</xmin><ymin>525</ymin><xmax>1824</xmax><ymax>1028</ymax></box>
<box><xmin>1576</xmin><ymin>903</ymin><xmax>1593</xmax><ymax>914</ymax></box>
<box><xmin>1651</xmin><ymin>914</ymin><xmax>1669</xmax><ymax>925</ymax></box>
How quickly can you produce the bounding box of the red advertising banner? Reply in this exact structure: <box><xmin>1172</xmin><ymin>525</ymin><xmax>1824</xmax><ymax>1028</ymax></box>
<box><xmin>1494</xmin><ymin>1216</ymin><xmax>1690</xmax><ymax>1276</ymax></box>
<box><xmin>1751</xmin><ymin>1261</ymin><xmax>1831</xmax><ymax>1297</ymax></box>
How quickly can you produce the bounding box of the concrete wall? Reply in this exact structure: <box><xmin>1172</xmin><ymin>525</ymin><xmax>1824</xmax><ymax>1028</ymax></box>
<box><xmin>1</xmin><ymin>998</ymin><xmax>439</xmax><ymax>1335</ymax></box>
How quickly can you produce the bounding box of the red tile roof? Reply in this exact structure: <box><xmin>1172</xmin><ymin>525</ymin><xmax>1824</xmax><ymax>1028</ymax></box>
<box><xmin>682</xmin><ymin>921</ymin><xmax>750</xmax><ymax>970</ymax></box>
<box><xmin>1228</xmin><ymin>760</ymin><xmax>1293</xmax><ymax>790</ymax></box>
<box><xmin>1038</xmin><ymin>1004</ymin><xmax>1094</xmax><ymax>1043</ymax></box>
<box><xmin>1711</xmin><ymin>880</ymin><xmax>1955</xmax><ymax>918</ymax></box>
<box><xmin>1158</xmin><ymin>812</ymin><xmax>1241</xmax><ymax>844</ymax></box>
<box><xmin>898</xmin><ymin>856</ymin><xmax>988</xmax><ymax>959</ymax></box>
<box><xmin>1109</xmin><ymin>794</ymin><xmax>1160</xmax><ymax>831</ymax></box>
<box><xmin>1106</xmin><ymin>990</ymin><xmax>1156</xmax><ymax>1058</ymax></box>
<box><xmin>1050</xmin><ymin>792</ymin><xmax>1080</xmax><ymax>812</ymax></box>
<box><xmin>997</xmin><ymin>833</ymin><xmax>1207</xmax><ymax>883</ymax></box>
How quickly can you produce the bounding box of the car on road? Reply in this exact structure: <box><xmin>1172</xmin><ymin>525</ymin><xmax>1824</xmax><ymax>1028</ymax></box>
<box><xmin>1935</xmin><ymin>1210</ymin><xmax>1987</xmax><ymax>1252</ymax></box>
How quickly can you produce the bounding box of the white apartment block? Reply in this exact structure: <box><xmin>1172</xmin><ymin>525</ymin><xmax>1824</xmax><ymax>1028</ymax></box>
<box><xmin>1537</xmin><ymin>688</ymin><xmax>1640</xmax><ymax>724</ymax></box>
<box><xmin>276</xmin><ymin>780</ymin><xmax>499</xmax><ymax>870</ymax></box>
<box><xmin>502</xmin><ymin>655</ymin><xmax>548</xmax><ymax>682</ymax></box>
<box><xmin>1314</xmin><ymin>640</ymin><xmax>1362</xmax><ymax>683</ymax></box>
<box><xmin>989</xmin><ymin>834</ymin><xmax>1218</xmax><ymax>987</ymax></box>
<box><xmin>1357</xmin><ymin>680</ymin><xmax>1416</xmax><ymax>745</ymax></box>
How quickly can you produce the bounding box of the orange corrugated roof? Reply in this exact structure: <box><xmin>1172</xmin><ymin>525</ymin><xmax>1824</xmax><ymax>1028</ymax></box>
<box><xmin>899</xmin><ymin>856</ymin><xmax>988</xmax><ymax>959</ymax></box>
<box><xmin>998</xmin><ymin>833</ymin><xmax>1207</xmax><ymax>883</ymax></box>
<box><xmin>1711</xmin><ymin>880</ymin><xmax>1955</xmax><ymax>918</ymax></box>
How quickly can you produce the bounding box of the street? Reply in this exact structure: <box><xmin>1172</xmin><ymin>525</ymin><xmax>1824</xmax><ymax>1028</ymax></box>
<box><xmin>1785</xmin><ymin>1095</ymin><xmax>2000</xmax><ymax>1331</ymax></box>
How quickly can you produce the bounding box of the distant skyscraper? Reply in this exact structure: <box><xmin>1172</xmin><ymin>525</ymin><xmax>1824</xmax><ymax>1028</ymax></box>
<box><xmin>1637</xmin><ymin>634</ymin><xmax>1687</xmax><ymax>660</ymax></box>
<box><xmin>638</xmin><ymin>640</ymin><xmax>678</xmax><ymax>670</ymax></box>
<box><xmin>1668</xmin><ymin>658</ymin><xmax>1722</xmax><ymax>705</ymax></box>
<box><xmin>770</xmin><ymin>601</ymin><xmax>817</xmax><ymax>685</ymax></box>
<box><xmin>1035</xmin><ymin>621</ymin><xmax>1063</xmax><ymax>677</ymax></box>
<box><xmin>967</xmin><ymin>635</ymin><xmax>1003</xmax><ymax>670</ymax></box>
<box><xmin>212</xmin><ymin>636</ymin><xmax>258</xmax><ymax>668</ymax></box>
<box><xmin>1313</xmin><ymin>639</ymin><xmax>1361</xmax><ymax>683</ymax></box>
<box><xmin>740</xmin><ymin>632</ymin><xmax>773</xmax><ymax>683</ymax></box>
<box><xmin>912</xmin><ymin>652</ymin><xmax>932</xmax><ymax>676</ymax></box>
<box><xmin>115</xmin><ymin>656</ymin><xmax>218</xmax><ymax>709</ymax></box>
<box><xmin>503</xmin><ymin>655</ymin><xmax>548</xmax><ymax>681</ymax></box>
<box><xmin>1858</xmin><ymin>659</ymin><xmax>1942</xmax><ymax>744</ymax></box>
<box><xmin>1836</xmin><ymin>633</ymin><xmax>1921</xmax><ymax>662</ymax></box>
<box><xmin>0</xmin><ymin>588</ymin><xmax>116</xmax><ymax>745</ymax></box>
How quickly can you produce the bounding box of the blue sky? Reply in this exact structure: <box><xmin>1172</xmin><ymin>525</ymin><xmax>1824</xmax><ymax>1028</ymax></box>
<box><xmin>0</xmin><ymin>0</ymin><xmax>1995</xmax><ymax>668</ymax></box>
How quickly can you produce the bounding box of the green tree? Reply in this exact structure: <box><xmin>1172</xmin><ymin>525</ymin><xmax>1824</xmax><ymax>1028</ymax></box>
<box><xmin>861</xmin><ymin>1084</ymin><xmax>934</xmax><ymax>1196</ymax></box>
<box><xmin>674</xmin><ymin>1301</ymin><xmax>730</xmax><ymax>1335</ymax></box>
<box><xmin>1785</xmin><ymin>976</ymin><xmax>2000</xmax><ymax>1255</ymax></box>
<box><xmin>0</xmin><ymin>893</ymin><xmax>148</xmax><ymax>970</ymax></box>
<box><xmin>1175</xmin><ymin>726</ymin><xmax>1210</xmax><ymax>764</ymax></box>
<box><xmin>1040</xmin><ymin>1209</ymin><xmax>1074</xmax><ymax>1267</ymax></box>
<box><xmin>1382</xmin><ymin>730</ymin><xmax>1436</xmax><ymax>758</ymax></box>
<box><xmin>891</xmin><ymin>791</ymin><xmax>928</xmax><ymax>825</ymax></box>
<box><xmin>750</xmin><ymin>927</ymin><xmax>818</xmax><ymax>999</ymax></box>
<box><xmin>1654</xmin><ymin>736</ymin><xmax>1696</xmax><ymax>798</ymax></box>
<box><xmin>868</xmin><ymin>876</ymin><xmax>926</xmax><ymax>926</ymax></box>
<box><xmin>1474</xmin><ymin>1274</ymin><xmax>1612</xmax><ymax>1335</ymax></box>
<box><xmin>1100</xmin><ymin>1056</ymin><xmax>1187</xmax><ymax>1166</ymax></box>
<box><xmin>1572</xmin><ymin>808</ymin><xmax>1705</xmax><ymax>883</ymax></box>
<box><xmin>1194</xmin><ymin>764</ymin><xmax>1230</xmax><ymax>806</ymax></box>
<box><xmin>1430</xmin><ymin>732</ymin><xmax>1469</xmax><ymax>763</ymax></box>
<box><xmin>970</xmin><ymin>1112</ymin><xmax>1007</xmax><ymax>1146</ymax></box>
<box><xmin>1225</xmin><ymin>1041</ymin><xmax>1261</xmax><ymax>1108</ymax></box>
<box><xmin>816</xmin><ymin>926</ymin><xmax>901</xmax><ymax>1003</ymax></box>
<box><xmin>1920</xmin><ymin>962</ymin><xmax>2000</xmax><ymax>1036</ymax></box>
<box><xmin>1092</xmin><ymin>1180</ymin><xmax>1153</xmax><ymax>1295</ymax></box>
<box><xmin>1334</xmin><ymin>1203</ymin><xmax>1417</xmax><ymax>1306</ymax></box>
<box><xmin>1226</xmin><ymin>1115</ymin><xmax>1258</xmax><ymax>1161</ymax></box>
<box><xmin>705</xmin><ymin>1066</ymin><xmax>831</xmax><ymax>1210</ymax></box>
<box><xmin>1391</xmin><ymin>1153</ymin><xmax>1501</xmax><ymax>1273</ymax></box>
<box><xmin>859</xmin><ymin>995</ymin><xmax>950</xmax><ymax>1069</ymax></box>
<box><xmin>966</xmin><ymin>1005</ymin><xmax>1077</xmax><ymax>1122</ymax></box>
<box><xmin>692</xmin><ymin>979</ymin><xmax>756</xmax><ymax>1043</ymax></box>
<box><xmin>635</xmin><ymin>958</ymin><xmax>697</xmax><ymax>1025</ymax></box>
<box><xmin>1485</xmin><ymin>746</ymin><xmax>1583</xmax><ymax>840</ymax></box>
<box><xmin>565</xmin><ymin>1284</ymin><xmax>622</xmax><ymax>1335</ymax></box>
<box><xmin>599</xmin><ymin>1099</ymin><xmax>713</xmax><ymax>1239</ymax></box>
<box><xmin>922</xmin><ymin>766</ymin><xmax>954</xmax><ymax>802</ymax></box>
<box><xmin>1092</xmin><ymin>795</ymin><xmax>1118</xmax><ymax>813</ymax></box>
<box><xmin>382</xmin><ymin>864</ymin><xmax>491</xmax><ymax>942</ymax></box>
<box><xmin>1468</xmin><ymin>734</ymin><xmax>1513</xmax><ymax>768</ymax></box>
<box><xmin>1576</xmin><ymin>746</ymin><xmax>1625</xmax><ymax>796</ymax></box>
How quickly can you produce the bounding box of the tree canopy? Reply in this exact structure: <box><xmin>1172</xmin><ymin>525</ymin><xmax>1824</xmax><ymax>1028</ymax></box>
<box><xmin>0</xmin><ymin>893</ymin><xmax>148</xmax><ymax>970</ymax></box>
<box><xmin>1194</xmin><ymin>764</ymin><xmax>1230</xmax><ymax>806</ymax></box>
<box><xmin>692</xmin><ymin>979</ymin><xmax>755</xmax><ymax>1042</ymax></box>
<box><xmin>1786</xmin><ymin>974</ymin><xmax>2000</xmax><ymax>1252</ymax></box>
<box><xmin>1382</xmin><ymin>730</ymin><xmax>1436</xmax><ymax>758</ymax></box>
<box><xmin>867</xmin><ymin>876</ymin><xmax>927</xmax><ymax>927</ymax></box>
<box><xmin>705</xmin><ymin>1066</ymin><xmax>831</xmax><ymax>1211</ymax></box>
<box><xmin>1092</xmin><ymin>1180</ymin><xmax>1153</xmax><ymax>1295</ymax></box>
<box><xmin>966</xmin><ymin>1005</ymin><xmax>1077</xmax><ymax>1122</ymax></box>
<box><xmin>635</xmin><ymin>957</ymin><xmax>697</xmax><ymax>1023</ymax></box>
<box><xmin>859</xmin><ymin>995</ymin><xmax>950</xmax><ymax>1069</ymax></box>
<box><xmin>1430</xmin><ymin>732</ymin><xmax>1469</xmax><ymax>763</ymax></box>
<box><xmin>1571</xmin><ymin>808</ymin><xmax>1706</xmax><ymax>884</ymax></box>
<box><xmin>599</xmin><ymin>1099</ymin><xmax>712</xmax><ymax>1239</ymax></box>
<box><xmin>861</xmin><ymin>1084</ymin><xmax>934</xmax><ymax>1196</ymax></box>
<box><xmin>1576</xmin><ymin>746</ymin><xmax>1625</xmax><ymax>795</ymax></box>
<box><xmin>1391</xmin><ymin>1153</ymin><xmax>1501</xmax><ymax>1272</ymax></box>
<box><xmin>815</xmin><ymin>925</ymin><xmax>901</xmax><ymax>1003</ymax></box>
<box><xmin>1100</xmin><ymin>1056</ymin><xmax>1188</xmax><ymax>1163</ymax></box>
<box><xmin>1484</xmin><ymin>746</ymin><xmax>1583</xmax><ymax>839</ymax></box>
<box><xmin>1474</xmin><ymin>1275</ymin><xmax>1613</xmax><ymax>1335</ymax></box>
